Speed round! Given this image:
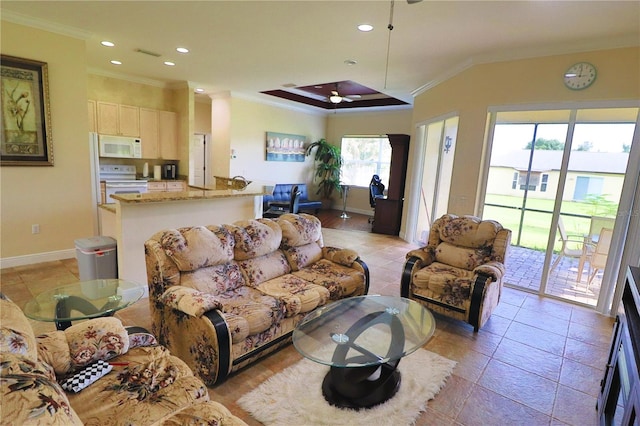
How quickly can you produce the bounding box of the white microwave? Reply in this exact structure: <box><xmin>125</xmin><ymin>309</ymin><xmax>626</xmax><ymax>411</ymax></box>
<box><xmin>99</xmin><ymin>135</ymin><xmax>142</xmax><ymax>158</ymax></box>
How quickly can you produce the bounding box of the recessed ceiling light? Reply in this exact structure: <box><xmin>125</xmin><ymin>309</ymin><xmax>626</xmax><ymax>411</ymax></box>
<box><xmin>101</xmin><ymin>41</ymin><xmax>115</xmax><ymax>47</ymax></box>
<box><xmin>195</xmin><ymin>88</ymin><xmax>205</xmax><ymax>93</ymax></box>
<box><xmin>176</xmin><ymin>47</ymin><xmax>189</xmax><ymax>54</ymax></box>
<box><xmin>110</xmin><ymin>60</ymin><xmax>122</xmax><ymax>65</ymax></box>
<box><xmin>358</xmin><ymin>24</ymin><xmax>373</xmax><ymax>32</ymax></box>
<box><xmin>163</xmin><ymin>61</ymin><xmax>176</xmax><ymax>66</ymax></box>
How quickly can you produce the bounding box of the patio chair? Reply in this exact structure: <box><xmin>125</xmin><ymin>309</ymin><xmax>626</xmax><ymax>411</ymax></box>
<box><xmin>550</xmin><ymin>217</ymin><xmax>590</xmax><ymax>282</ymax></box>
<box><xmin>401</xmin><ymin>214</ymin><xmax>511</xmax><ymax>332</ymax></box>
<box><xmin>587</xmin><ymin>216</ymin><xmax>615</xmax><ymax>244</ymax></box>
<box><xmin>587</xmin><ymin>227</ymin><xmax>613</xmax><ymax>290</ymax></box>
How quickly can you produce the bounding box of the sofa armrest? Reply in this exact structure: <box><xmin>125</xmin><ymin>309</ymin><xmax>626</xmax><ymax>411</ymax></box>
<box><xmin>322</xmin><ymin>246</ymin><xmax>359</xmax><ymax>266</ymax></box>
<box><xmin>401</xmin><ymin>255</ymin><xmax>426</xmax><ymax>298</ymax></box>
<box><xmin>405</xmin><ymin>248</ymin><xmax>435</xmax><ymax>265</ymax></box>
<box><xmin>473</xmin><ymin>261</ymin><xmax>505</xmax><ymax>281</ymax></box>
<box><xmin>161</xmin><ymin>286</ymin><xmax>224</xmax><ymax>317</ymax></box>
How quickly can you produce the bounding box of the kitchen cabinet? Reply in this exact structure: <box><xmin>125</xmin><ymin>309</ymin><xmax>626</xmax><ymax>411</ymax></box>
<box><xmin>88</xmin><ymin>100</ymin><xmax>97</xmax><ymax>133</ymax></box>
<box><xmin>97</xmin><ymin>101</ymin><xmax>140</xmax><ymax>137</ymax></box>
<box><xmin>159</xmin><ymin>110</ymin><xmax>178</xmax><ymax>159</ymax></box>
<box><xmin>139</xmin><ymin>109</ymin><xmax>178</xmax><ymax>160</ymax></box>
<box><xmin>140</xmin><ymin>108</ymin><xmax>159</xmax><ymax>159</ymax></box>
<box><xmin>147</xmin><ymin>181</ymin><xmax>186</xmax><ymax>192</ymax></box>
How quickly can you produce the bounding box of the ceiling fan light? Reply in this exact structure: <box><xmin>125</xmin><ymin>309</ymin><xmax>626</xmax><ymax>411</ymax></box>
<box><xmin>329</xmin><ymin>95</ymin><xmax>343</xmax><ymax>104</ymax></box>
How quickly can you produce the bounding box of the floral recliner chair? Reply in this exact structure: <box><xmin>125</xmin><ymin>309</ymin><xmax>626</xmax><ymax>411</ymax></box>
<box><xmin>401</xmin><ymin>214</ymin><xmax>511</xmax><ymax>332</ymax></box>
<box><xmin>0</xmin><ymin>293</ymin><xmax>246</xmax><ymax>425</ymax></box>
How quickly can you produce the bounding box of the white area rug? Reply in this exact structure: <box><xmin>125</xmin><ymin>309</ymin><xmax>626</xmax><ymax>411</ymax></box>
<box><xmin>237</xmin><ymin>348</ymin><xmax>456</xmax><ymax>426</ymax></box>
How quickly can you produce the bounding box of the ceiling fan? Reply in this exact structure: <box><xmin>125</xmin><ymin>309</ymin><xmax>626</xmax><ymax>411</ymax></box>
<box><xmin>328</xmin><ymin>90</ymin><xmax>360</xmax><ymax>104</ymax></box>
<box><xmin>327</xmin><ymin>84</ymin><xmax>361</xmax><ymax>104</ymax></box>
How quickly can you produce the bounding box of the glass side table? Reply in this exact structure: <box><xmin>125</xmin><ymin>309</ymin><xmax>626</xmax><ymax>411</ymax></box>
<box><xmin>293</xmin><ymin>295</ymin><xmax>435</xmax><ymax>409</ymax></box>
<box><xmin>23</xmin><ymin>279</ymin><xmax>145</xmax><ymax>330</ymax></box>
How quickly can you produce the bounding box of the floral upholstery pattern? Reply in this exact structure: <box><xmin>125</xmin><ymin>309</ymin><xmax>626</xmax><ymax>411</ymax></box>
<box><xmin>145</xmin><ymin>213</ymin><xmax>369</xmax><ymax>386</ymax></box>
<box><xmin>402</xmin><ymin>214</ymin><xmax>511</xmax><ymax>331</ymax></box>
<box><xmin>0</xmin><ymin>294</ymin><xmax>247</xmax><ymax>425</ymax></box>
<box><xmin>37</xmin><ymin>317</ymin><xmax>129</xmax><ymax>375</ymax></box>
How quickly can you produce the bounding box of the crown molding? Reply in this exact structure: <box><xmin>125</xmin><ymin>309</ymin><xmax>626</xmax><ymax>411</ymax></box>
<box><xmin>1</xmin><ymin>10</ymin><xmax>92</xmax><ymax>40</ymax></box>
<box><xmin>87</xmin><ymin>68</ymin><xmax>167</xmax><ymax>88</ymax></box>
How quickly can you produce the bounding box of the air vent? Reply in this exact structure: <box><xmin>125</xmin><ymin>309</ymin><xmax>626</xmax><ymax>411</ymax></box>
<box><xmin>135</xmin><ymin>48</ymin><xmax>161</xmax><ymax>57</ymax></box>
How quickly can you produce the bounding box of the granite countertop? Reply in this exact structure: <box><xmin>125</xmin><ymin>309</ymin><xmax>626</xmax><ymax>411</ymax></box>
<box><xmin>110</xmin><ymin>177</ymin><xmax>274</xmax><ymax>204</ymax></box>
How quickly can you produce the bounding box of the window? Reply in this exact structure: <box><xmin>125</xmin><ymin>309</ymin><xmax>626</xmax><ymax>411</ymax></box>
<box><xmin>512</xmin><ymin>172</ymin><xmax>519</xmax><ymax>190</ymax></box>
<box><xmin>341</xmin><ymin>136</ymin><xmax>392</xmax><ymax>187</ymax></box>
<box><xmin>518</xmin><ymin>171</ymin><xmax>541</xmax><ymax>191</ymax></box>
<box><xmin>540</xmin><ymin>173</ymin><xmax>549</xmax><ymax>192</ymax></box>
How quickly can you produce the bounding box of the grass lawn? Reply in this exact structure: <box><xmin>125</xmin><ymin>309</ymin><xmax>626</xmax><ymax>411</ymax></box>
<box><xmin>484</xmin><ymin>194</ymin><xmax>617</xmax><ymax>251</ymax></box>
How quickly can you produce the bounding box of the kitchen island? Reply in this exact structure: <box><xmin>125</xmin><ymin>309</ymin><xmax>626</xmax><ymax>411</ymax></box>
<box><xmin>102</xmin><ymin>177</ymin><xmax>273</xmax><ymax>288</ymax></box>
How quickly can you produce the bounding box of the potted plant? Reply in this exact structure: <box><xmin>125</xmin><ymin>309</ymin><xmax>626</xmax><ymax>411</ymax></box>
<box><xmin>305</xmin><ymin>138</ymin><xmax>343</xmax><ymax>199</ymax></box>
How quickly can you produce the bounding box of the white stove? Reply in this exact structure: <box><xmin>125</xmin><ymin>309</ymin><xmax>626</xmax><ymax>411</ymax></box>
<box><xmin>99</xmin><ymin>165</ymin><xmax>148</xmax><ymax>203</ymax></box>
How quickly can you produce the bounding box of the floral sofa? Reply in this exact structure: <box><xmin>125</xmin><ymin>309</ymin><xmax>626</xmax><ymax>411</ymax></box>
<box><xmin>401</xmin><ymin>214</ymin><xmax>511</xmax><ymax>331</ymax></box>
<box><xmin>0</xmin><ymin>294</ymin><xmax>246</xmax><ymax>425</ymax></box>
<box><xmin>144</xmin><ymin>213</ymin><xmax>369</xmax><ymax>386</ymax></box>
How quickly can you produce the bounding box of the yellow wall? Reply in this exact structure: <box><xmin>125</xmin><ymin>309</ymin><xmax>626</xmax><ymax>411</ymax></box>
<box><xmin>88</xmin><ymin>74</ymin><xmax>174</xmax><ymax>110</ymax></box>
<box><xmin>228</xmin><ymin>97</ymin><xmax>326</xmax><ymax>185</ymax></box>
<box><xmin>194</xmin><ymin>100</ymin><xmax>212</xmax><ymax>134</ymax></box>
<box><xmin>1</xmin><ymin>21</ymin><xmax>94</xmax><ymax>259</ymax></box>
<box><xmin>412</xmin><ymin>47</ymin><xmax>640</xmax><ymax>216</ymax></box>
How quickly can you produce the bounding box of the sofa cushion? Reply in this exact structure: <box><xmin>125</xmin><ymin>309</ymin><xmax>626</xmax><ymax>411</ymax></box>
<box><xmin>0</xmin><ymin>351</ymin><xmax>83</xmax><ymax>425</ymax></box>
<box><xmin>181</xmin><ymin>262</ymin><xmax>246</xmax><ymax>294</ymax></box>
<box><xmin>237</xmin><ymin>250</ymin><xmax>291</xmax><ymax>287</ymax></box>
<box><xmin>159</xmin><ymin>225</ymin><xmax>235</xmax><ymax>271</ymax></box>
<box><xmin>434</xmin><ymin>241</ymin><xmax>492</xmax><ymax>271</ymax></box>
<box><xmin>37</xmin><ymin>317</ymin><xmax>130</xmax><ymax>374</ymax></box>
<box><xmin>228</xmin><ymin>219</ymin><xmax>282</xmax><ymax>260</ymax></box>
<box><xmin>66</xmin><ymin>345</ymin><xmax>212</xmax><ymax>425</ymax></box>
<box><xmin>434</xmin><ymin>214</ymin><xmax>501</xmax><ymax>249</ymax></box>
<box><xmin>277</xmin><ymin>213</ymin><xmax>323</xmax><ymax>248</ymax></box>
<box><xmin>256</xmin><ymin>275</ymin><xmax>330</xmax><ymax>317</ymax></box>
<box><xmin>282</xmin><ymin>242</ymin><xmax>323</xmax><ymax>271</ymax></box>
<box><xmin>217</xmin><ymin>286</ymin><xmax>286</xmax><ymax>337</ymax></box>
<box><xmin>412</xmin><ymin>261</ymin><xmax>475</xmax><ymax>307</ymax></box>
<box><xmin>0</xmin><ymin>293</ymin><xmax>38</xmax><ymax>362</ymax></box>
<box><xmin>292</xmin><ymin>259</ymin><xmax>366</xmax><ymax>300</ymax></box>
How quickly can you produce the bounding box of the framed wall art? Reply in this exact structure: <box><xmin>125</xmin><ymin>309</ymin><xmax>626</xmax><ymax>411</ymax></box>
<box><xmin>266</xmin><ymin>131</ymin><xmax>306</xmax><ymax>162</ymax></box>
<box><xmin>1</xmin><ymin>54</ymin><xmax>53</xmax><ymax>166</ymax></box>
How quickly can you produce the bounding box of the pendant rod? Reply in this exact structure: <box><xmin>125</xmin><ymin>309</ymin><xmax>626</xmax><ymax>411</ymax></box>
<box><xmin>384</xmin><ymin>0</ymin><xmax>395</xmax><ymax>89</ymax></box>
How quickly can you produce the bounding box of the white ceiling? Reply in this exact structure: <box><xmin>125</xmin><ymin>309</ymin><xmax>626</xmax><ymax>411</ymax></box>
<box><xmin>2</xmin><ymin>1</ymin><xmax>639</xmax><ymax>112</ymax></box>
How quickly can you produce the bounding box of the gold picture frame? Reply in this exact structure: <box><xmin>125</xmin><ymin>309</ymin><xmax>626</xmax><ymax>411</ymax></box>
<box><xmin>1</xmin><ymin>54</ymin><xmax>53</xmax><ymax>166</ymax></box>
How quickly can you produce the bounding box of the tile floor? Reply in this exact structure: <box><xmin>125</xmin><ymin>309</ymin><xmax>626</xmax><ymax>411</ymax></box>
<box><xmin>0</xmin><ymin>226</ymin><xmax>614</xmax><ymax>425</ymax></box>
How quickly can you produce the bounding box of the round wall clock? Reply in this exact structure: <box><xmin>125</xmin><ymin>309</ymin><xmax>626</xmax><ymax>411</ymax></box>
<box><xmin>563</xmin><ymin>62</ymin><xmax>597</xmax><ymax>90</ymax></box>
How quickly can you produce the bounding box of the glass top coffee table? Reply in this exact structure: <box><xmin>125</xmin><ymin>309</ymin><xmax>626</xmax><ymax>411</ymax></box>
<box><xmin>293</xmin><ymin>295</ymin><xmax>435</xmax><ymax>409</ymax></box>
<box><xmin>23</xmin><ymin>279</ymin><xmax>145</xmax><ymax>330</ymax></box>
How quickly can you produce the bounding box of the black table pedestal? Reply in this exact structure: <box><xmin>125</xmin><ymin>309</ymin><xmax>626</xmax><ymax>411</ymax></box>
<box><xmin>322</xmin><ymin>358</ymin><xmax>401</xmax><ymax>410</ymax></box>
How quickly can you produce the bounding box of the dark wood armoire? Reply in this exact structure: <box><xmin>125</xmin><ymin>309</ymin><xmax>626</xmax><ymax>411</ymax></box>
<box><xmin>372</xmin><ymin>134</ymin><xmax>410</xmax><ymax>235</ymax></box>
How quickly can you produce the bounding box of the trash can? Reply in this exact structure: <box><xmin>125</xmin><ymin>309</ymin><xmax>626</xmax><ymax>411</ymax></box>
<box><xmin>74</xmin><ymin>236</ymin><xmax>117</xmax><ymax>281</ymax></box>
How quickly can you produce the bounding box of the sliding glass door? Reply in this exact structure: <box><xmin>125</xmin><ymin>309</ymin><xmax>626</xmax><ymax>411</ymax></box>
<box><xmin>413</xmin><ymin>116</ymin><xmax>458</xmax><ymax>244</ymax></box>
<box><xmin>482</xmin><ymin>106</ymin><xmax>638</xmax><ymax>308</ymax></box>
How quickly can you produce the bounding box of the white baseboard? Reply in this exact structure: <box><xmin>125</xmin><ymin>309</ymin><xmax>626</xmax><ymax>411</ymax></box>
<box><xmin>1</xmin><ymin>249</ymin><xmax>76</xmax><ymax>269</ymax></box>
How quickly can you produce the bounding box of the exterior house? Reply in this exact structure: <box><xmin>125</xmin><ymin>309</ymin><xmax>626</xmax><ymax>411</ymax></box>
<box><xmin>488</xmin><ymin>150</ymin><xmax>627</xmax><ymax>202</ymax></box>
